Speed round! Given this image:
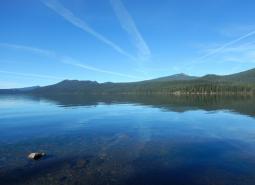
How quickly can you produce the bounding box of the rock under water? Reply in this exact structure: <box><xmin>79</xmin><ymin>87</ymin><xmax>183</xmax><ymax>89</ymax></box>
<box><xmin>28</xmin><ymin>152</ymin><xmax>46</xmax><ymax>160</ymax></box>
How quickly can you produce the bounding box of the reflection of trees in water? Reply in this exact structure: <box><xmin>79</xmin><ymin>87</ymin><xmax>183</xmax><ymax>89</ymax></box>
<box><xmin>33</xmin><ymin>94</ymin><xmax>255</xmax><ymax>117</ymax></box>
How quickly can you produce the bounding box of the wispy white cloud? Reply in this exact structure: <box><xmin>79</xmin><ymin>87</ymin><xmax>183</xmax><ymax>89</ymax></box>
<box><xmin>193</xmin><ymin>29</ymin><xmax>255</xmax><ymax>62</ymax></box>
<box><xmin>217</xmin><ymin>43</ymin><xmax>255</xmax><ymax>64</ymax></box>
<box><xmin>41</xmin><ymin>0</ymin><xmax>136</xmax><ymax>61</ymax></box>
<box><xmin>0</xmin><ymin>43</ymin><xmax>140</xmax><ymax>80</ymax></box>
<box><xmin>0</xmin><ymin>70</ymin><xmax>62</xmax><ymax>80</ymax></box>
<box><xmin>62</xmin><ymin>57</ymin><xmax>140</xmax><ymax>79</ymax></box>
<box><xmin>0</xmin><ymin>81</ymin><xmax>25</xmax><ymax>89</ymax></box>
<box><xmin>197</xmin><ymin>41</ymin><xmax>255</xmax><ymax>64</ymax></box>
<box><xmin>219</xmin><ymin>24</ymin><xmax>255</xmax><ymax>38</ymax></box>
<box><xmin>110</xmin><ymin>0</ymin><xmax>151</xmax><ymax>61</ymax></box>
<box><xmin>204</xmin><ymin>41</ymin><xmax>255</xmax><ymax>54</ymax></box>
<box><xmin>0</xmin><ymin>43</ymin><xmax>54</xmax><ymax>57</ymax></box>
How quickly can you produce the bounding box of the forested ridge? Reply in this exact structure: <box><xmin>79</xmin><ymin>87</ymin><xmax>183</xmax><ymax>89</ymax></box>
<box><xmin>1</xmin><ymin>68</ymin><xmax>255</xmax><ymax>95</ymax></box>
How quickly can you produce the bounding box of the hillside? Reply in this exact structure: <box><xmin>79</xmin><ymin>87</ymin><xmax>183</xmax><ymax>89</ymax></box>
<box><xmin>200</xmin><ymin>68</ymin><xmax>255</xmax><ymax>83</ymax></box>
<box><xmin>148</xmin><ymin>73</ymin><xmax>197</xmax><ymax>82</ymax></box>
<box><xmin>0</xmin><ymin>86</ymin><xmax>39</xmax><ymax>94</ymax></box>
<box><xmin>1</xmin><ymin>68</ymin><xmax>255</xmax><ymax>95</ymax></box>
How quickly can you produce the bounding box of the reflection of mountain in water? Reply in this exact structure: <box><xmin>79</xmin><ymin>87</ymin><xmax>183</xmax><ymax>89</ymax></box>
<box><xmin>33</xmin><ymin>94</ymin><xmax>255</xmax><ymax>117</ymax></box>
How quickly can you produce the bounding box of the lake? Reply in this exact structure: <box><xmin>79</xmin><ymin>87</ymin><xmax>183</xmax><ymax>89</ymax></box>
<box><xmin>1</xmin><ymin>94</ymin><xmax>255</xmax><ymax>185</ymax></box>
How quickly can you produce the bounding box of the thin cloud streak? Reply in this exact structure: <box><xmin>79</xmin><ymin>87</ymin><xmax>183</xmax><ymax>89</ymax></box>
<box><xmin>0</xmin><ymin>70</ymin><xmax>62</xmax><ymax>80</ymax></box>
<box><xmin>194</xmin><ymin>30</ymin><xmax>255</xmax><ymax>62</ymax></box>
<box><xmin>63</xmin><ymin>59</ymin><xmax>140</xmax><ymax>79</ymax></box>
<box><xmin>0</xmin><ymin>43</ymin><xmax>140</xmax><ymax>80</ymax></box>
<box><xmin>0</xmin><ymin>43</ymin><xmax>54</xmax><ymax>57</ymax></box>
<box><xmin>204</xmin><ymin>41</ymin><xmax>255</xmax><ymax>64</ymax></box>
<box><xmin>41</xmin><ymin>0</ymin><xmax>136</xmax><ymax>61</ymax></box>
<box><xmin>110</xmin><ymin>0</ymin><xmax>151</xmax><ymax>61</ymax></box>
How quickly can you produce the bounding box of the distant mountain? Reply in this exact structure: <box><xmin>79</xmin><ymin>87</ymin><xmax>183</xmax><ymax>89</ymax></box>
<box><xmin>31</xmin><ymin>80</ymin><xmax>100</xmax><ymax>94</ymax></box>
<box><xmin>18</xmin><ymin>86</ymin><xmax>40</xmax><ymax>92</ymax></box>
<box><xmin>1</xmin><ymin>68</ymin><xmax>255</xmax><ymax>95</ymax></box>
<box><xmin>201</xmin><ymin>68</ymin><xmax>255</xmax><ymax>83</ymax></box>
<box><xmin>149</xmin><ymin>73</ymin><xmax>198</xmax><ymax>82</ymax></box>
<box><xmin>0</xmin><ymin>86</ymin><xmax>39</xmax><ymax>94</ymax></box>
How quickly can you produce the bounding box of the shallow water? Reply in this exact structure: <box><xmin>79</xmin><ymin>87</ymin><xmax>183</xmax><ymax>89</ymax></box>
<box><xmin>1</xmin><ymin>95</ymin><xmax>255</xmax><ymax>185</ymax></box>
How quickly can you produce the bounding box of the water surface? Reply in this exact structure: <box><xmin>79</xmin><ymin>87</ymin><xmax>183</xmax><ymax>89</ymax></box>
<box><xmin>1</xmin><ymin>95</ymin><xmax>255</xmax><ymax>185</ymax></box>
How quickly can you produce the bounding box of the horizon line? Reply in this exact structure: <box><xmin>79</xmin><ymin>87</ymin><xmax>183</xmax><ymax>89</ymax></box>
<box><xmin>1</xmin><ymin>67</ymin><xmax>254</xmax><ymax>89</ymax></box>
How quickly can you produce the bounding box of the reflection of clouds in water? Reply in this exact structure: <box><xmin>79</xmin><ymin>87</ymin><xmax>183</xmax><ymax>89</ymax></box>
<box><xmin>179</xmin><ymin>110</ymin><xmax>255</xmax><ymax>145</ymax></box>
<box><xmin>76</xmin><ymin>104</ymin><xmax>154</xmax><ymax>124</ymax></box>
<box><xmin>136</xmin><ymin>121</ymin><xmax>152</xmax><ymax>143</ymax></box>
<box><xmin>78</xmin><ymin>105</ymin><xmax>166</xmax><ymax>164</ymax></box>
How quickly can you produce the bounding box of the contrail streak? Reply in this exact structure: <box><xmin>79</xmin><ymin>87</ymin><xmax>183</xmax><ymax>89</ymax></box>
<box><xmin>41</xmin><ymin>0</ymin><xmax>136</xmax><ymax>61</ymax></box>
<box><xmin>0</xmin><ymin>70</ymin><xmax>62</xmax><ymax>80</ymax></box>
<box><xmin>194</xmin><ymin>30</ymin><xmax>255</xmax><ymax>62</ymax></box>
<box><xmin>0</xmin><ymin>43</ymin><xmax>54</xmax><ymax>57</ymax></box>
<box><xmin>110</xmin><ymin>0</ymin><xmax>151</xmax><ymax>61</ymax></box>
<box><xmin>63</xmin><ymin>59</ymin><xmax>139</xmax><ymax>79</ymax></box>
<box><xmin>0</xmin><ymin>43</ymin><xmax>140</xmax><ymax>79</ymax></box>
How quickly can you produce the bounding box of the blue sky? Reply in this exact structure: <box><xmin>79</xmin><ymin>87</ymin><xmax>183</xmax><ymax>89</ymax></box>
<box><xmin>1</xmin><ymin>0</ymin><xmax>255</xmax><ymax>88</ymax></box>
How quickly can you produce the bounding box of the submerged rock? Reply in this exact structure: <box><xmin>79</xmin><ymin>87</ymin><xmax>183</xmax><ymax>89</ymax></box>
<box><xmin>28</xmin><ymin>152</ymin><xmax>46</xmax><ymax>160</ymax></box>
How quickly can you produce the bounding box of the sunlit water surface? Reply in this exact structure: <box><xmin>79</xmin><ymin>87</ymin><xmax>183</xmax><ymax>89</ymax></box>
<box><xmin>1</xmin><ymin>95</ymin><xmax>255</xmax><ymax>185</ymax></box>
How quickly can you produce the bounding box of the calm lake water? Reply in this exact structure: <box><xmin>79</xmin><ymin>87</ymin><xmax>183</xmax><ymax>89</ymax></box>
<box><xmin>1</xmin><ymin>94</ymin><xmax>255</xmax><ymax>185</ymax></box>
